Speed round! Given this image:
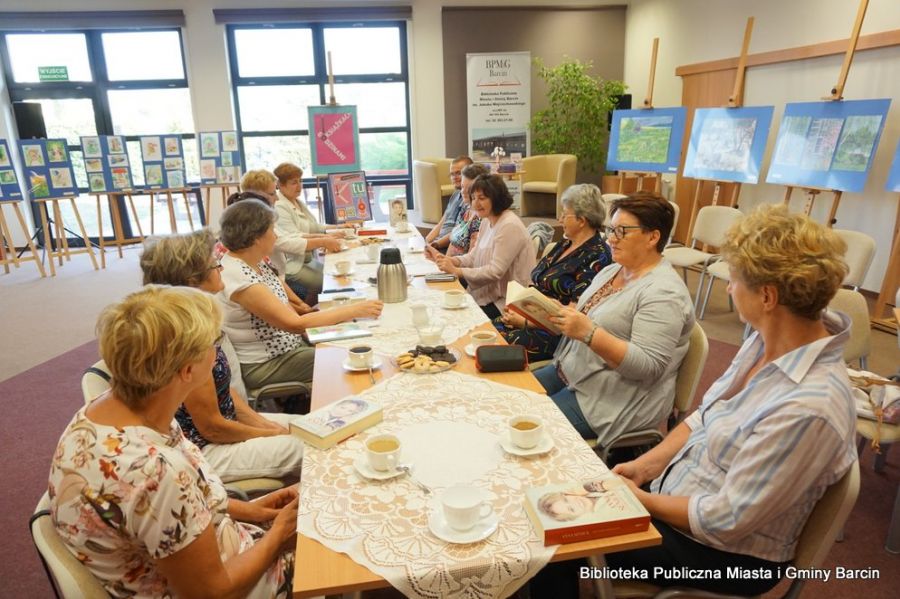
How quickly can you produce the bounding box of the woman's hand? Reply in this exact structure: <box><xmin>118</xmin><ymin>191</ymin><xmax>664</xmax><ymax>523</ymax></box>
<box><xmin>423</xmin><ymin>243</ymin><xmax>439</xmax><ymax>262</ymax></box>
<box><xmin>269</xmin><ymin>496</ymin><xmax>299</xmax><ymax>553</ymax></box>
<box><xmin>321</xmin><ymin>237</ymin><xmax>344</xmax><ymax>253</ymax></box>
<box><xmin>353</xmin><ymin>300</ymin><xmax>384</xmax><ymax>319</ymax></box>
<box><xmin>241</xmin><ymin>486</ymin><xmax>298</xmax><ymax>524</ymax></box>
<box><xmin>612</xmin><ymin>459</ymin><xmax>657</xmax><ymax>488</ymax></box>
<box><xmin>500</xmin><ymin>309</ymin><xmax>526</xmax><ymax>329</ymax></box>
<box><xmin>434</xmin><ymin>253</ymin><xmax>460</xmax><ymax>276</ymax></box>
<box><xmin>549</xmin><ymin>307</ymin><xmax>594</xmax><ymax>341</ymax></box>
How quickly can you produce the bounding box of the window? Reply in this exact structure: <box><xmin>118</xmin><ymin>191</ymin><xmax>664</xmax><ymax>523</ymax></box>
<box><xmin>227</xmin><ymin>21</ymin><xmax>411</xmax><ymax>209</ymax></box>
<box><xmin>1</xmin><ymin>28</ymin><xmax>196</xmax><ymax>239</ymax></box>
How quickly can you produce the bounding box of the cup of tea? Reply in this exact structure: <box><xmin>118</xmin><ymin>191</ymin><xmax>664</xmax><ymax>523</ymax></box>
<box><xmin>335</xmin><ymin>259</ymin><xmax>352</xmax><ymax>275</ymax></box>
<box><xmin>443</xmin><ymin>289</ymin><xmax>466</xmax><ymax>308</ymax></box>
<box><xmin>508</xmin><ymin>415</ymin><xmax>543</xmax><ymax>449</ymax></box>
<box><xmin>348</xmin><ymin>345</ymin><xmax>373</xmax><ymax>369</ymax></box>
<box><xmin>366</xmin><ymin>243</ymin><xmax>381</xmax><ymax>262</ymax></box>
<box><xmin>366</xmin><ymin>434</ymin><xmax>401</xmax><ymax>472</ymax></box>
<box><xmin>440</xmin><ymin>485</ymin><xmax>493</xmax><ymax>531</ymax></box>
<box><xmin>470</xmin><ymin>330</ymin><xmax>498</xmax><ymax>349</ymax></box>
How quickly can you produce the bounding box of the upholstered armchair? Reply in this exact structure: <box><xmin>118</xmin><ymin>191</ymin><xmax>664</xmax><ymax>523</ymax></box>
<box><xmin>413</xmin><ymin>158</ymin><xmax>453</xmax><ymax>224</ymax></box>
<box><xmin>519</xmin><ymin>154</ymin><xmax>577</xmax><ymax>218</ymax></box>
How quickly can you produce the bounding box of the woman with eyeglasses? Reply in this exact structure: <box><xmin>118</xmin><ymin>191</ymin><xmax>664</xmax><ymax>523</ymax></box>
<box><xmin>425</xmin><ymin>174</ymin><xmax>536</xmax><ymax>319</ymax></box>
<box><xmin>532</xmin><ymin>191</ymin><xmax>694</xmax><ymax>453</ymax></box>
<box><xmin>493</xmin><ymin>184</ymin><xmax>612</xmax><ymax>362</ymax></box>
<box><xmin>141</xmin><ymin>229</ymin><xmax>304</xmax><ymax>481</ymax></box>
<box><xmin>49</xmin><ymin>286</ymin><xmax>297</xmax><ymax>598</ymax></box>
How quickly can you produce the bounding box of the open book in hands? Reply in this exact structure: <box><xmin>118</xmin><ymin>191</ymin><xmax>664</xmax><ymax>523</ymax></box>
<box><xmin>505</xmin><ymin>281</ymin><xmax>562</xmax><ymax>334</ymax></box>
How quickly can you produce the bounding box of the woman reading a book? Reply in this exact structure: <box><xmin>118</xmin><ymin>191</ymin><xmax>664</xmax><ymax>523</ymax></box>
<box><xmin>532</xmin><ymin>193</ymin><xmax>694</xmax><ymax>451</ymax></box>
<box><xmin>494</xmin><ymin>183</ymin><xmax>612</xmax><ymax>361</ymax></box>
<box><xmin>49</xmin><ymin>286</ymin><xmax>297</xmax><ymax>598</ymax></box>
<box><xmin>425</xmin><ymin>174</ymin><xmax>535</xmax><ymax>319</ymax></box>
<box><xmin>140</xmin><ymin>229</ymin><xmax>304</xmax><ymax>481</ymax></box>
<box><xmin>601</xmin><ymin>205</ymin><xmax>856</xmax><ymax>595</ymax></box>
<box><xmin>218</xmin><ymin>199</ymin><xmax>383</xmax><ymax>393</ymax></box>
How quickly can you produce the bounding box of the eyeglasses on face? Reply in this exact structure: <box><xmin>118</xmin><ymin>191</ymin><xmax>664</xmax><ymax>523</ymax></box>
<box><xmin>450</xmin><ymin>170</ymin><xmax>463</xmax><ymax>178</ymax></box>
<box><xmin>207</xmin><ymin>261</ymin><xmax>223</xmax><ymax>272</ymax></box>
<box><xmin>604</xmin><ymin>225</ymin><xmax>645</xmax><ymax>240</ymax></box>
<box><xmin>214</xmin><ymin>331</ymin><xmax>226</xmax><ymax>347</ymax></box>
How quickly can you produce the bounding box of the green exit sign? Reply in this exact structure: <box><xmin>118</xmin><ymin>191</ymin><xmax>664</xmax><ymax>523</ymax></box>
<box><xmin>38</xmin><ymin>66</ymin><xmax>69</xmax><ymax>82</ymax></box>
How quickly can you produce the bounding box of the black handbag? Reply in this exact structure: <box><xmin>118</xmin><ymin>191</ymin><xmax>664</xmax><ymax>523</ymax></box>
<box><xmin>474</xmin><ymin>344</ymin><xmax>528</xmax><ymax>373</ymax></box>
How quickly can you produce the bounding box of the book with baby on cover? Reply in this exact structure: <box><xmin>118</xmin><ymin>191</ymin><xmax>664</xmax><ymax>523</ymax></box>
<box><xmin>524</xmin><ymin>473</ymin><xmax>651</xmax><ymax>546</ymax></box>
<box><xmin>305</xmin><ymin>322</ymin><xmax>373</xmax><ymax>344</ymax></box>
<box><xmin>290</xmin><ymin>396</ymin><xmax>383</xmax><ymax>449</ymax></box>
<box><xmin>505</xmin><ymin>280</ymin><xmax>562</xmax><ymax>334</ymax></box>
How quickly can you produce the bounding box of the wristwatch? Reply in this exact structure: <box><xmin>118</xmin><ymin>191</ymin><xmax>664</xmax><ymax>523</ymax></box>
<box><xmin>582</xmin><ymin>325</ymin><xmax>599</xmax><ymax>345</ymax></box>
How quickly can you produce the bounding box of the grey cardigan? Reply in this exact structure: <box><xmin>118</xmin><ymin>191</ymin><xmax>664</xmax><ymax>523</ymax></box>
<box><xmin>553</xmin><ymin>261</ymin><xmax>695</xmax><ymax>448</ymax></box>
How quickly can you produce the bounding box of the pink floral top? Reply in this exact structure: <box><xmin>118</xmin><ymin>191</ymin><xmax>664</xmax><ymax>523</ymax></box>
<box><xmin>48</xmin><ymin>406</ymin><xmax>291</xmax><ymax>598</ymax></box>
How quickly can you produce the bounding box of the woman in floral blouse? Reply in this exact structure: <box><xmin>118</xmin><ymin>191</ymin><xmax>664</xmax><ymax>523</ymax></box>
<box><xmin>494</xmin><ymin>184</ymin><xmax>612</xmax><ymax>361</ymax></box>
<box><xmin>49</xmin><ymin>286</ymin><xmax>296</xmax><ymax>598</ymax></box>
<box><xmin>446</xmin><ymin>163</ymin><xmax>490</xmax><ymax>257</ymax></box>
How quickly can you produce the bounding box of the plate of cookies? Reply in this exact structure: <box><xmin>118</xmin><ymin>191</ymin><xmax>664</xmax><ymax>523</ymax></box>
<box><xmin>394</xmin><ymin>345</ymin><xmax>461</xmax><ymax>374</ymax></box>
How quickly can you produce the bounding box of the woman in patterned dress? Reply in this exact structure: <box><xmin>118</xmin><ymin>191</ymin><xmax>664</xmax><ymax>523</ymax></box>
<box><xmin>49</xmin><ymin>286</ymin><xmax>297</xmax><ymax>598</ymax></box>
<box><xmin>445</xmin><ymin>163</ymin><xmax>491</xmax><ymax>257</ymax></box>
<box><xmin>493</xmin><ymin>184</ymin><xmax>612</xmax><ymax>362</ymax></box>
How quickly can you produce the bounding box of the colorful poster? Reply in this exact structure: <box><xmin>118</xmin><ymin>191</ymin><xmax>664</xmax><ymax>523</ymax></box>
<box><xmin>683</xmin><ymin>106</ymin><xmax>774</xmax><ymax>184</ymax></box>
<box><xmin>607</xmin><ymin>107</ymin><xmax>688</xmax><ymax>173</ymax></box>
<box><xmin>140</xmin><ymin>134</ymin><xmax>187</xmax><ymax>189</ymax></box>
<box><xmin>16</xmin><ymin>138</ymin><xmax>78</xmax><ymax>199</ymax></box>
<box><xmin>466</xmin><ymin>51</ymin><xmax>531</xmax><ymax>164</ymax></box>
<box><xmin>0</xmin><ymin>139</ymin><xmax>23</xmax><ymax>199</ymax></box>
<box><xmin>308</xmin><ymin>105</ymin><xmax>360</xmax><ymax>175</ymax></box>
<box><xmin>325</xmin><ymin>171</ymin><xmax>372</xmax><ymax>224</ymax></box>
<box><xmin>886</xmin><ymin>139</ymin><xmax>900</xmax><ymax>193</ymax></box>
<box><xmin>197</xmin><ymin>131</ymin><xmax>243</xmax><ymax>184</ymax></box>
<box><xmin>766</xmin><ymin>99</ymin><xmax>891</xmax><ymax>193</ymax></box>
<box><xmin>79</xmin><ymin>135</ymin><xmax>135</xmax><ymax>193</ymax></box>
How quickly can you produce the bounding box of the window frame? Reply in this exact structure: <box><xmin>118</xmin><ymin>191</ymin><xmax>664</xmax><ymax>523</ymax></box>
<box><xmin>225</xmin><ymin>21</ymin><xmax>412</xmax><ymax>208</ymax></box>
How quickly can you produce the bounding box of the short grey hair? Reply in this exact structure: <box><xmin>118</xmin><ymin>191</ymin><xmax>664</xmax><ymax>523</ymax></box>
<box><xmin>461</xmin><ymin>163</ymin><xmax>490</xmax><ymax>181</ymax></box>
<box><xmin>219</xmin><ymin>199</ymin><xmax>276</xmax><ymax>251</ymax></box>
<box><xmin>560</xmin><ymin>184</ymin><xmax>605</xmax><ymax>229</ymax></box>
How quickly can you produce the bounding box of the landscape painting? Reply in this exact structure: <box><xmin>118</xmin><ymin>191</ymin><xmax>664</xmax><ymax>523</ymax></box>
<box><xmin>607</xmin><ymin>107</ymin><xmax>687</xmax><ymax>173</ymax></box>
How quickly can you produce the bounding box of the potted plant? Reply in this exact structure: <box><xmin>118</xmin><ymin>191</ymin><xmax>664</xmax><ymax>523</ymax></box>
<box><xmin>530</xmin><ymin>57</ymin><xmax>626</xmax><ymax>184</ymax></box>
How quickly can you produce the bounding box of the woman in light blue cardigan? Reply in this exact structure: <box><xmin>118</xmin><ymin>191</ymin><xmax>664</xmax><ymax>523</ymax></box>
<box><xmin>534</xmin><ymin>193</ymin><xmax>694</xmax><ymax>450</ymax></box>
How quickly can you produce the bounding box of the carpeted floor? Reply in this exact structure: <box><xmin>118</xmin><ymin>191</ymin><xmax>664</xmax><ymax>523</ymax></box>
<box><xmin>2</xmin><ymin>338</ymin><xmax>896</xmax><ymax>598</ymax></box>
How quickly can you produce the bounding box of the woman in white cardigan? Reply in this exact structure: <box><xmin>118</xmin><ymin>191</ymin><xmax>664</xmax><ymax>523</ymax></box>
<box><xmin>426</xmin><ymin>174</ymin><xmax>536</xmax><ymax>319</ymax></box>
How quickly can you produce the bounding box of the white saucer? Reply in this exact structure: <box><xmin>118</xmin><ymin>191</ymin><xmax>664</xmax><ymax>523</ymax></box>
<box><xmin>328</xmin><ymin>269</ymin><xmax>355</xmax><ymax>277</ymax></box>
<box><xmin>428</xmin><ymin>510</ymin><xmax>499</xmax><ymax>544</ymax></box>
<box><xmin>353</xmin><ymin>457</ymin><xmax>404</xmax><ymax>481</ymax></box>
<box><xmin>408</xmin><ymin>247</ymin><xmax>424</xmax><ymax>254</ymax></box>
<box><xmin>356</xmin><ymin>258</ymin><xmax>376</xmax><ymax>265</ymax></box>
<box><xmin>464</xmin><ymin>344</ymin><xmax>477</xmax><ymax>358</ymax></box>
<box><xmin>499</xmin><ymin>433</ymin><xmax>554</xmax><ymax>457</ymax></box>
<box><xmin>342</xmin><ymin>357</ymin><xmax>384</xmax><ymax>372</ymax></box>
<box><xmin>441</xmin><ymin>302</ymin><xmax>468</xmax><ymax>310</ymax></box>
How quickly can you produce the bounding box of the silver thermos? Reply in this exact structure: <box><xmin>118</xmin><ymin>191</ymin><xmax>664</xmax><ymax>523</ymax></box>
<box><xmin>376</xmin><ymin>247</ymin><xmax>407</xmax><ymax>303</ymax></box>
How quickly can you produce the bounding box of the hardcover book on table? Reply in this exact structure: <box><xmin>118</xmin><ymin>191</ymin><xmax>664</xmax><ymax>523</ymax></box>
<box><xmin>305</xmin><ymin>322</ymin><xmax>373</xmax><ymax>344</ymax></box>
<box><xmin>524</xmin><ymin>474</ymin><xmax>650</xmax><ymax>546</ymax></box>
<box><xmin>290</xmin><ymin>396</ymin><xmax>383</xmax><ymax>449</ymax></box>
<box><xmin>505</xmin><ymin>281</ymin><xmax>562</xmax><ymax>334</ymax></box>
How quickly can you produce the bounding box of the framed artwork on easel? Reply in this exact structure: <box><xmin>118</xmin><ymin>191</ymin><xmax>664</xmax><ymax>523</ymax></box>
<box><xmin>309</xmin><ymin>105</ymin><xmax>361</xmax><ymax>175</ymax></box>
<box><xmin>0</xmin><ymin>139</ymin><xmax>23</xmax><ymax>199</ymax></box>
<box><xmin>80</xmin><ymin>135</ymin><xmax>135</xmax><ymax>193</ymax></box>
<box><xmin>17</xmin><ymin>138</ymin><xmax>79</xmax><ymax>198</ymax></box>
<box><xmin>683</xmin><ymin>106</ymin><xmax>774</xmax><ymax>184</ymax></box>
<box><xmin>325</xmin><ymin>171</ymin><xmax>372</xmax><ymax>225</ymax></box>
<box><xmin>607</xmin><ymin>107</ymin><xmax>687</xmax><ymax>174</ymax></box>
<box><xmin>197</xmin><ymin>130</ymin><xmax>242</xmax><ymax>184</ymax></box>
<box><xmin>140</xmin><ymin>135</ymin><xmax>187</xmax><ymax>189</ymax></box>
<box><xmin>886</xmin><ymin>139</ymin><xmax>900</xmax><ymax>193</ymax></box>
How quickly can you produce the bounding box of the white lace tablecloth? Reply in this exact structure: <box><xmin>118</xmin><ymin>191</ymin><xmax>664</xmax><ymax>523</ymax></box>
<box><xmin>297</xmin><ymin>371</ymin><xmax>610</xmax><ymax>599</ymax></box>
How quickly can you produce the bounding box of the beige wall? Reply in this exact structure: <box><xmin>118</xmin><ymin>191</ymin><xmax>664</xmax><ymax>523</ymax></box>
<box><xmin>625</xmin><ymin>0</ymin><xmax>900</xmax><ymax>292</ymax></box>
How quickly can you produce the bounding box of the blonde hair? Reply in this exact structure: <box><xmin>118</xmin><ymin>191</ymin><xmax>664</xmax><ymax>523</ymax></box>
<box><xmin>720</xmin><ymin>204</ymin><xmax>848</xmax><ymax>320</ymax></box>
<box><xmin>140</xmin><ymin>229</ymin><xmax>216</xmax><ymax>287</ymax></box>
<box><xmin>273</xmin><ymin>162</ymin><xmax>303</xmax><ymax>184</ymax></box>
<box><xmin>240</xmin><ymin>169</ymin><xmax>277</xmax><ymax>193</ymax></box>
<box><xmin>538</xmin><ymin>492</ymin><xmax>580</xmax><ymax>522</ymax></box>
<box><xmin>96</xmin><ymin>286</ymin><xmax>222</xmax><ymax>408</ymax></box>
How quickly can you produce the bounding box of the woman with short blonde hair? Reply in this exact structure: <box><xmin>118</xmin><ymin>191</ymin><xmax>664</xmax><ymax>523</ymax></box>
<box><xmin>50</xmin><ymin>286</ymin><xmax>298</xmax><ymax>598</ymax></box>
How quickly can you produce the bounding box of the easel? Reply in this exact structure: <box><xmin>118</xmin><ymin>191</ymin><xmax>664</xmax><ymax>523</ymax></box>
<box><xmin>871</xmin><ymin>194</ymin><xmax>900</xmax><ymax>333</ymax></box>
<box><xmin>779</xmin><ymin>0</ymin><xmax>869</xmax><ymax>228</ymax></box>
<box><xmin>92</xmin><ymin>190</ymin><xmax>144</xmax><ymax>269</ymax></box>
<box><xmin>0</xmin><ymin>199</ymin><xmax>46</xmax><ymax>277</ymax></box>
<box><xmin>32</xmin><ymin>196</ymin><xmax>99</xmax><ymax>275</ymax></box>
<box><xmin>200</xmin><ymin>183</ymin><xmax>240</xmax><ymax>228</ymax></box>
<box><xmin>684</xmin><ymin>18</ymin><xmax>753</xmax><ymax>243</ymax></box>
<box><xmin>312</xmin><ymin>51</ymin><xmax>349</xmax><ymax>225</ymax></box>
<box><xmin>147</xmin><ymin>187</ymin><xmax>196</xmax><ymax>234</ymax></box>
<box><xmin>614</xmin><ymin>38</ymin><xmax>663</xmax><ymax>195</ymax></box>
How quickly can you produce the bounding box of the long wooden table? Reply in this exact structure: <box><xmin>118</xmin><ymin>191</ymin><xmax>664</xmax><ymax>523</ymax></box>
<box><xmin>292</xmin><ymin>256</ymin><xmax>661</xmax><ymax>598</ymax></box>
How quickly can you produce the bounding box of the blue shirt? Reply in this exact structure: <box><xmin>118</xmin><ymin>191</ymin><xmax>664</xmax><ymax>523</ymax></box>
<box><xmin>652</xmin><ymin>311</ymin><xmax>857</xmax><ymax>562</ymax></box>
<box><xmin>439</xmin><ymin>190</ymin><xmax>464</xmax><ymax>238</ymax></box>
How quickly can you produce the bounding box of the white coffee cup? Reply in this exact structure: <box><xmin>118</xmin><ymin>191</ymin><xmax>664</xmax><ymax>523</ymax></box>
<box><xmin>470</xmin><ymin>330</ymin><xmax>498</xmax><ymax>348</ymax></box>
<box><xmin>443</xmin><ymin>290</ymin><xmax>466</xmax><ymax>308</ymax></box>
<box><xmin>508</xmin><ymin>415</ymin><xmax>544</xmax><ymax>449</ymax></box>
<box><xmin>366</xmin><ymin>434</ymin><xmax>401</xmax><ymax>472</ymax></box>
<box><xmin>348</xmin><ymin>345</ymin><xmax>373</xmax><ymax>369</ymax></box>
<box><xmin>440</xmin><ymin>485</ymin><xmax>493</xmax><ymax>531</ymax></box>
<box><xmin>417</xmin><ymin>324</ymin><xmax>443</xmax><ymax>345</ymax></box>
<box><xmin>335</xmin><ymin>259</ymin><xmax>352</xmax><ymax>275</ymax></box>
<box><xmin>396</xmin><ymin>220</ymin><xmax>410</xmax><ymax>233</ymax></box>
<box><xmin>366</xmin><ymin>243</ymin><xmax>381</xmax><ymax>262</ymax></box>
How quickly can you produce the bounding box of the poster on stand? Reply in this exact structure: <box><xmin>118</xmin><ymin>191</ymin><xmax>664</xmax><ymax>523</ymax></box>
<box><xmin>309</xmin><ymin>105</ymin><xmax>361</xmax><ymax>175</ymax></box>
<box><xmin>885</xmin><ymin>139</ymin><xmax>900</xmax><ymax>193</ymax></box>
<box><xmin>765</xmin><ymin>98</ymin><xmax>891</xmax><ymax>193</ymax></box>
<box><xmin>198</xmin><ymin>131</ymin><xmax>242</xmax><ymax>184</ymax></box>
<box><xmin>140</xmin><ymin>135</ymin><xmax>187</xmax><ymax>190</ymax></box>
<box><xmin>80</xmin><ymin>135</ymin><xmax>135</xmax><ymax>193</ymax></box>
<box><xmin>18</xmin><ymin>138</ymin><xmax>79</xmax><ymax>199</ymax></box>
<box><xmin>683</xmin><ymin>106</ymin><xmax>774</xmax><ymax>184</ymax></box>
<box><xmin>325</xmin><ymin>171</ymin><xmax>372</xmax><ymax>224</ymax></box>
<box><xmin>607</xmin><ymin>107</ymin><xmax>687</xmax><ymax>174</ymax></box>
<box><xmin>0</xmin><ymin>139</ymin><xmax>23</xmax><ymax>199</ymax></box>
<box><xmin>466</xmin><ymin>51</ymin><xmax>530</xmax><ymax>206</ymax></box>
